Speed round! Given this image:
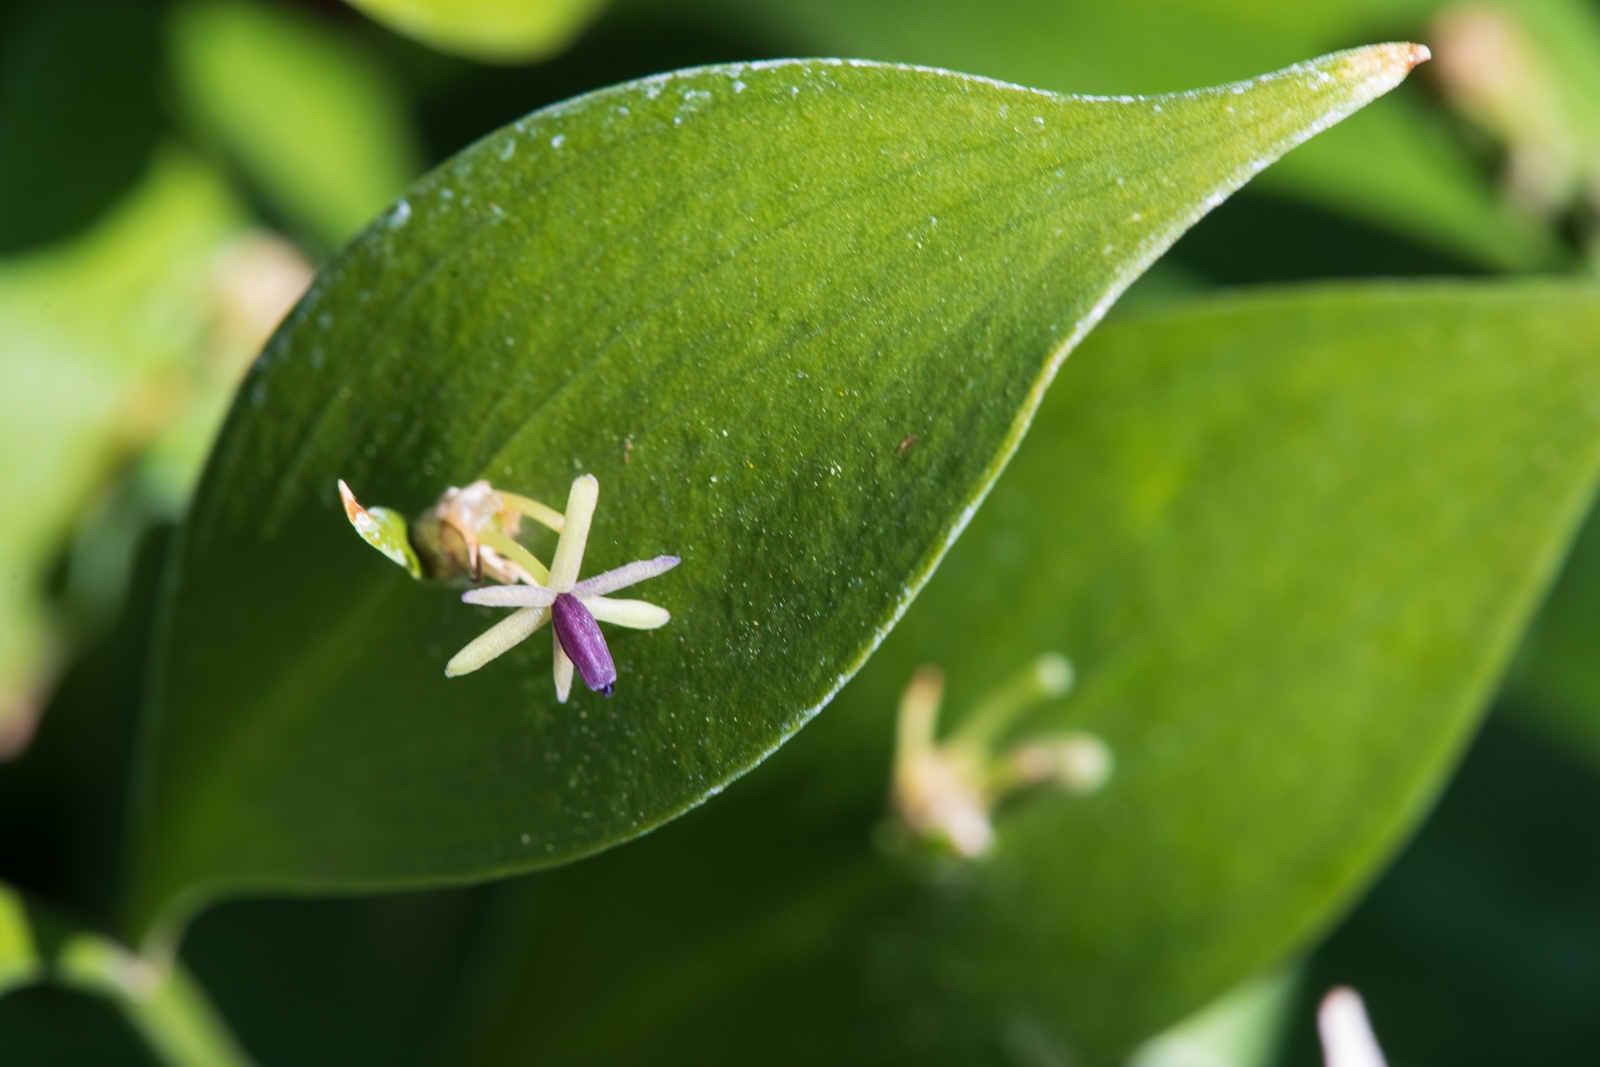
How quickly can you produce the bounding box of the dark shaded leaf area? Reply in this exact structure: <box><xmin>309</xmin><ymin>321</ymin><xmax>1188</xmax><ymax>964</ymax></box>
<box><xmin>1276</xmin><ymin>715</ymin><xmax>1600</xmax><ymax>1067</ymax></box>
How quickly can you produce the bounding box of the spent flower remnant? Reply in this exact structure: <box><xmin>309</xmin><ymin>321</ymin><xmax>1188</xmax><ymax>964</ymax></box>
<box><xmin>338</xmin><ymin>473</ymin><xmax>678</xmax><ymax>701</ymax></box>
<box><xmin>890</xmin><ymin>653</ymin><xmax>1111</xmax><ymax>858</ymax></box>
<box><xmin>450</xmin><ymin>475</ymin><xmax>678</xmax><ymax>700</ymax></box>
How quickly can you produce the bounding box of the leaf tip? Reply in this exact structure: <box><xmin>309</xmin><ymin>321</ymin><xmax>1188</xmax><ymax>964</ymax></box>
<box><xmin>1344</xmin><ymin>41</ymin><xmax>1432</xmax><ymax>94</ymax></box>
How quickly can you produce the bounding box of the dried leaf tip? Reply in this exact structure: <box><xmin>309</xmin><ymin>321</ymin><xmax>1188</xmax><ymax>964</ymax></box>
<box><xmin>337</xmin><ymin>479</ymin><xmax>422</xmax><ymax>579</ymax></box>
<box><xmin>447</xmin><ymin>474</ymin><xmax>680</xmax><ymax>703</ymax></box>
<box><xmin>336</xmin><ymin>476</ymin><xmax>564</xmax><ymax>585</ymax></box>
<box><xmin>1340</xmin><ymin>42</ymin><xmax>1431</xmax><ymax>90</ymax></box>
<box><xmin>886</xmin><ymin>653</ymin><xmax>1111</xmax><ymax>860</ymax></box>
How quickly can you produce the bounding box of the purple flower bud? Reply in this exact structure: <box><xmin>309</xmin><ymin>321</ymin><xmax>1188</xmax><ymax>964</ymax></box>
<box><xmin>552</xmin><ymin>592</ymin><xmax>617</xmax><ymax>696</ymax></box>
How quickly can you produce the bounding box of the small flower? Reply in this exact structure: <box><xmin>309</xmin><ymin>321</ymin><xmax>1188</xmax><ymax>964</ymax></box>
<box><xmin>888</xmin><ymin>653</ymin><xmax>1111</xmax><ymax>858</ymax></box>
<box><xmin>447</xmin><ymin>474</ymin><xmax>679</xmax><ymax>702</ymax></box>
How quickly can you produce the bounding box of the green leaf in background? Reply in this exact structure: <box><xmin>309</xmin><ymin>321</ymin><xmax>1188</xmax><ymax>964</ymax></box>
<box><xmin>0</xmin><ymin>0</ymin><xmax>165</xmax><ymax>255</ymax></box>
<box><xmin>458</xmin><ymin>281</ymin><xmax>1600</xmax><ymax>1066</ymax></box>
<box><xmin>1500</xmin><ymin>502</ymin><xmax>1600</xmax><ymax>762</ymax></box>
<box><xmin>343</xmin><ymin>0</ymin><xmax>611</xmax><ymax>64</ymax></box>
<box><xmin>0</xmin><ymin>885</ymin><xmax>40</xmax><ymax>996</ymax></box>
<box><xmin>1273</xmin><ymin>717</ymin><xmax>1600</xmax><ymax>1066</ymax></box>
<box><xmin>649</xmin><ymin>0</ymin><xmax>1597</xmax><ymax>269</ymax></box>
<box><xmin>0</xmin><ymin>883</ymin><xmax>251</xmax><ymax>1067</ymax></box>
<box><xmin>126</xmin><ymin>47</ymin><xmax>1423</xmax><ymax>944</ymax></box>
<box><xmin>169</xmin><ymin>0</ymin><xmax>424</xmax><ymax>248</ymax></box>
<box><xmin>0</xmin><ymin>150</ymin><xmax>247</xmax><ymax>752</ymax></box>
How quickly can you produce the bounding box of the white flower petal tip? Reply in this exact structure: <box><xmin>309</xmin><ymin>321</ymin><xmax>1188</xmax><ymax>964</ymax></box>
<box><xmin>445</xmin><ymin>474</ymin><xmax>680</xmax><ymax>700</ymax></box>
<box><xmin>1318</xmin><ymin>987</ymin><xmax>1389</xmax><ymax>1067</ymax></box>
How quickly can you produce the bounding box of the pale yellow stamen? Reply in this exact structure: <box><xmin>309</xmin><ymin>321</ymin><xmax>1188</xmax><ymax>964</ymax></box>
<box><xmin>497</xmin><ymin>491</ymin><xmax>566</xmax><ymax>532</ymax></box>
<box><xmin>477</xmin><ymin>527</ymin><xmax>550</xmax><ymax>585</ymax></box>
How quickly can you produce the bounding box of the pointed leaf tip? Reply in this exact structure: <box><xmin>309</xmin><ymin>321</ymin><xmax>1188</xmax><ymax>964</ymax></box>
<box><xmin>1343</xmin><ymin>41</ymin><xmax>1431</xmax><ymax>93</ymax></box>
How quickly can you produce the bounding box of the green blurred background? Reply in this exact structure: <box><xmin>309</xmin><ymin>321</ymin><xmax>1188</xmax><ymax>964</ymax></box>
<box><xmin>3</xmin><ymin>0</ymin><xmax>1600</xmax><ymax>1061</ymax></box>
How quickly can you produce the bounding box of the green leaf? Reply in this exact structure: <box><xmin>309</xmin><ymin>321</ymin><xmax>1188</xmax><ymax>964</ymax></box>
<box><xmin>127</xmin><ymin>48</ymin><xmax>1423</xmax><ymax>944</ymax></box>
<box><xmin>0</xmin><ymin>884</ymin><xmax>252</xmax><ymax>1067</ymax></box>
<box><xmin>1501</xmin><ymin>500</ymin><xmax>1600</xmax><ymax>761</ymax></box>
<box><xmin>0</xmin><ymin>885</ymin><xmax>40</xmax><ymax>997</ymax></box>
<box><xmin>458</xmin><ymin>280</ymin><xmax>1600</xmax><ymax>1065</ymax></box>
<box><xmin>342</xmin><ymin>0</ymin><xmax>610</xmax><ymax>63</ymax></box>
<box><xmin>1279</xmin><ymin>716</ymin><xmax>1600</xmax><ymax>1064</ymax></box>
<box><xmin>0</xmin><ymin>0</ymin><xmax>165</xmax><ymax>255</ymax></box>
<box><xmin>653</xmin><ymin>0</ymin><xmax>1571</xmax><ymax>268</ymax></box>
<box><xmin>169</xmin><ymin>0</ymin><xmax>423</xmax><ymax>247</ymax></box>
<box><xmin>0</xmin><ymin>150</ymin><xmax>245</xmax><ymax>747</ymax></box>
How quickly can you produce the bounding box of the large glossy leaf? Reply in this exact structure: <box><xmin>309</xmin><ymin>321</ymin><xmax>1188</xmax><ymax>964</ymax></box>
<box><xmin>650</xmin><ymin>0</ymin><xmax>1580</xmax><ymax>268</ymax></box>
<box><xmin>460</xmin><ymin>281</ymin><xmax>1600</xmax><ymax>1065</ymax></box>
<box><xmin>125</xmin><ymin>47</ymin><xmax>1424</xmax><ymax>942</ymax></box>
<box><xmin>343</xmin><ymin>0</ymin><xmax>610</xmax><ymax>63</ymax></box>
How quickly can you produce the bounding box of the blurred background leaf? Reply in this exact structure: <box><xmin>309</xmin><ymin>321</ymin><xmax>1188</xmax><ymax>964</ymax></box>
<box><xmin>1272</xmin><ymin>714</ymin><xmax>1600</xmax><ymax>1066</ymax></box>
<box><xmin>0</xmin><ymin>151</ymin><xmax>256</xmax><ymax>752</ymax></box>
<box><xmin>127</xmin><ymin>49</ymin><xmax>1417</xmax><ymax>945</ymax></box>
<box><xmin>344</xmin><ymin>0</ymin><xmax>611</xmax><ymax>64</ymax></box>
<box><xmin>633</xmin><ymin>0</ymin><xmax>1600</xmax><ymax>270</ymax></box>
<box><xmin>168</xmin><ymin>0</ymin><xmax>424</xmax><ymax>249</ymax></box>
<box><xmin>0</xmin><ymin>0</ymin><xmax>166</xmax><ymax>256</ymax></box>
<box><xmin>450</xmin><ymin>280</ymin><xmax>1600</xmax><ymax>1066</ymax></box>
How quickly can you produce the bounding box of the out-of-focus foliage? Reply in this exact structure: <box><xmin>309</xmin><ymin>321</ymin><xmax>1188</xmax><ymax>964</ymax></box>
<box><xmin>0</xmin><ymin>881</ymin><xmax>250</xmax><ymax>1067</ymax></box>
<box><xmin>644</xmin><ymin>0</ymin><xmax>1600</xmax><ymax>269</ymax></box>
<box><xmin>169</xmin><ymin>0</ymin><xmax>423</xmax><ymax>247</ymax></box>
<box><xmin>1274</xmin><ymin>717</ymin><xmax>1600</xmax><ymax>1065</ymax></box>
<box><xmin>0</xmin><ymin>0</ymin><xmax>165</xmax><ymax>255</ymax></box>
<box><xmin>1503</xmin><ymin>505</ymin><xmax>1600</xmax><ymax>763</ymax></box>
<box><xmin>344</xmin><ymin>0</ymin><xmax>611</xmax><ymax>64</ymax></box>
<box><xmin>0</xmin><ymin>151</ymin><xmax>249</xmax><ymax>752</ymax></box>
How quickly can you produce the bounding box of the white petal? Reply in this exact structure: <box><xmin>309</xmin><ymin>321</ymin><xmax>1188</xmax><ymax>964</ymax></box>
<box><xmin>1318</xmin><ymin>987</ymin><xmax>1388</xmax><ymax>1067</ymax></box>
<box><xmin>445</xmin><ymin>607</ymin><xmax>550</xmax><ymax>677</ymax></box>
<box><xmin>547</xmin><ymin>475</ymin><xmax>598</xmax><ymax>592</ymax></box>
<box><xmin>462</xmin><ymin>585</ymin><xmax>557</xmax><ymax>608</ymax></box>
<box><xmin>553</xmin><ymin>632</ymin><xmax>574</xmax><ymax>703</ymax></box>
<box><xmin>583</xmin><ymin>596</ymin><xmax>670</xmax><ymax>629</ymax></box>
<box><xmin>573</xmin><ymin>555</ymin><xmax>680</xmax><ymax>598</ymax></box>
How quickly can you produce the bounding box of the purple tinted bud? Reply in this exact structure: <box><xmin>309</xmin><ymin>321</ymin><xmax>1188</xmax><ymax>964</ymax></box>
<box><xmin>552</xmin><ymin>592</ymin><xmax>617</xmax><ymax>696</ymax></box>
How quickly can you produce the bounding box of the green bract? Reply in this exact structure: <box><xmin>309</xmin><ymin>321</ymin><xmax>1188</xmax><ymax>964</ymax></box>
<box><xmin>127</xmin><ymin>48</ymin><xmax>1423</xmax><ymax>944</ymax></box>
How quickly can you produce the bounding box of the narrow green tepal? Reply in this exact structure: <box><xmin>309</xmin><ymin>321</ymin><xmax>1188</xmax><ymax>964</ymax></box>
<box><xmin>127</xmin><ymin>47</ymin><xmax>1426</xmax><ymax>944</ymax></box>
